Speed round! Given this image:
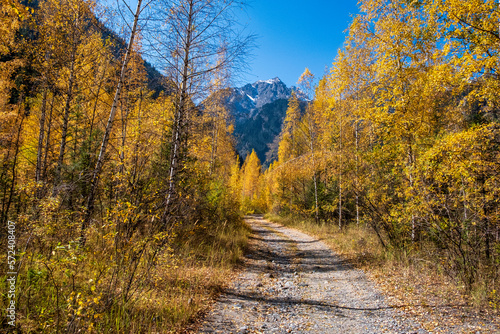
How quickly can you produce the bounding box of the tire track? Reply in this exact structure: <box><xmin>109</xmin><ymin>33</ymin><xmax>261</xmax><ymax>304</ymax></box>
<box><xmin>196</xmin><ymin>215</ymin><xmax>425</xmax><ymax>333</ymax></box>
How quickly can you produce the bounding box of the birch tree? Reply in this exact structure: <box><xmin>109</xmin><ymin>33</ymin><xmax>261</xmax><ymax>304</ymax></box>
<box><xmin>147</xmin><ymin>0</ymin><xmax>252</xmax><ymax>227</ymax></box>
<box><xmin>83</xmin><ymin>0</ymin><xmax>147</xmax><ymax>234</ymax></box>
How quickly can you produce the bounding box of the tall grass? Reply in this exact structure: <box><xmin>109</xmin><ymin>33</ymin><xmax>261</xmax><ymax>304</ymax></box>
<box><xmin>0</xmin><ymin>217</ymin><xmax>250</xmax><ymax>333</ymax></box>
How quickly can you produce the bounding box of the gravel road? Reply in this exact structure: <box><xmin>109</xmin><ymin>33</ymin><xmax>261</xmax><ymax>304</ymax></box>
<box><xmin>197</xmin><ymin>215</ymin><xmax>426</xmax><ymax>333</ymax></box>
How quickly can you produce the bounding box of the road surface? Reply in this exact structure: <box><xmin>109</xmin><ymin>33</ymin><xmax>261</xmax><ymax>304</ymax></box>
<box><xmin>197</xmin><ymin>215</ymin><xmax>424</xmax><ymax>333</ymax></box>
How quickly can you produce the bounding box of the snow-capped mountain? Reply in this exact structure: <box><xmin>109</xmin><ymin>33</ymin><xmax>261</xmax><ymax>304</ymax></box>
<box><xmin>227</xmin><ymin>77</ymin><xmax>306</xmax><ymax>125</ymax></box>
<box><xmin>225</xmin><ymin>78</ymin><xmax>308</xmax><ymax>166</ymax></box>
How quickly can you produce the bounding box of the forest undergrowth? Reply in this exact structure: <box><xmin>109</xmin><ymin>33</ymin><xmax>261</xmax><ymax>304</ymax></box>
<box><xmin>1</xmin><ymin>205</ymin><xmax>249</xmax><ymax>333</ymax></box>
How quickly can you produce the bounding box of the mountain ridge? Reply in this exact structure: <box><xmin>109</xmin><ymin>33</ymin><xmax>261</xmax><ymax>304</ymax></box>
<box><xmin>226</xmin><ymin>78</ymin><xmax>307</xmax><ymax>167</ymax></box>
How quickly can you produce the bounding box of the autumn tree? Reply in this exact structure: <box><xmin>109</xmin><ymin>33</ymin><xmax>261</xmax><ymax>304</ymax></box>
<box><xmin>258</xmin><ymin>0</ymin><xmax>500</xmax><ymax>292</ymax></box>
<box><xmin>240</xmin><ymin>149</ymin><xmax>262</xmax><ymax>212</ymax></box>
<box><xmin>41</xmin><ymin>0</ymin><xmax>100</xmax><ymax>191</ymax></box>
<box><xmin>436</xmin><ymin>0</ymin><xmax>500</xmax><ymax>124</ymax></box>
<box><xmin>147</xmin><ymin>0</ymin><xmax>253</xmax><ymax>228</ymax></box>
<box><xmin>0</xmin><ymin>0</ymin><xmax>30</xmax><ymax>225</ymax></box>
<box><xmin>83</xmin><ymin>0</ymin><xmax>146</xmax><ymax>234</ymax></box>
<box><xmin>0</xmin><ymin>0</ymin><xmax>253</xmax><ymax>331</ymax></box>
<box><xmin>296</xmin><ymin>68</ymin><xmax>320</xmax><ymax>222</ymax></box>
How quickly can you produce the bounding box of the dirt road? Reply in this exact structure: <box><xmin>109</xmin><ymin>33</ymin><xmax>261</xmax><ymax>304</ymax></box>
<box><xmin>197</xmin><ymin>216</ymin><xmax>425</xmax><ymax>333</ymax></box>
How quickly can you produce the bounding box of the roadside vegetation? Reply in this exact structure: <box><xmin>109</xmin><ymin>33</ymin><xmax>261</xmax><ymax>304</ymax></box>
<box><xmin>0</xmin><ymin>0</ymin><xmax>251</xmax><ymax>332</ymax></box>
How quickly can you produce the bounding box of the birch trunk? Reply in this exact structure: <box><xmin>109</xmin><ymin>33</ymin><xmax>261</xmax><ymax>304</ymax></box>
<box><xmin>83</xmin><ymin>0</ymin><xmax>144</xmax><ymax>234</ymax></box>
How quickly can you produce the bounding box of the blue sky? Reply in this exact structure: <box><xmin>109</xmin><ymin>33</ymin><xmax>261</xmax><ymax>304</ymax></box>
<box><xmin>237</xmin><ymin>1</ymin><xmax>360</xmax><ymax>87</ymax></box>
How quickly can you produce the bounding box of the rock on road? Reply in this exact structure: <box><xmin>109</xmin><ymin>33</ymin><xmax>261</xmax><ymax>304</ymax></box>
<box><xmin>197</xmin><ymin>215</ymin><xmax>425</xmax><ymax>333</ymax></box>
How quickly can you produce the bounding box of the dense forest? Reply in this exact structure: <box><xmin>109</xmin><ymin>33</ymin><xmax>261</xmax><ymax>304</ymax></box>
<box><xmin>1</xmin><ymin>0</ymin><xmax>499</xmax><ymax>332</ymax></box>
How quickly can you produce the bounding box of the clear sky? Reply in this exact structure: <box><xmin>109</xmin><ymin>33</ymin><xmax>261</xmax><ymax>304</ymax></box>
<box><xmin>237</xmin><ymin>1</ymin><xmax>360</xmax><ymax>87</ymax></box>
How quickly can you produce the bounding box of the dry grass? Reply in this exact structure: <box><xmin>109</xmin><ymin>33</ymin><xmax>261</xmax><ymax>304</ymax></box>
<box><xmin>265</xmin><ymin>214</ymin><xmax>500</xmax><ymax>333</ymax></box>
<box><xmin>97</xmin><ymin>219</ymin><xmax>250</xmax><ymax>333</ymax></box>
<box><xmin>0</xmin><ymin>218</ymin><xmax>250</xmax><ymax>333</ymax></box>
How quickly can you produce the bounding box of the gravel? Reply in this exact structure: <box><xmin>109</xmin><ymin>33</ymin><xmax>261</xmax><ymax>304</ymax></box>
<box><xmin>196</xmin><ymin>216</ymin><xmax>426</xmax><ymax>333</ymax></box>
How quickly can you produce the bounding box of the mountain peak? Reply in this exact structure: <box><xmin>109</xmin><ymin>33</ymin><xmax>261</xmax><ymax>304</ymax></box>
<box><xmin>228</xmin><ymin>78</ymin><xmax>307</xmax><ymax>122</ymax></box>
<box><xmin>255</xmin><ymin>77</ymin><xmax>282</xmax><ymax>85</ymax></box>
<box><xmin>224</xmin><ymin>77</ymin><xmax>309</xmax><ymax>166</ymax></box>
<box><xmin>232</xmin><ymin>77</ymin><xmax>290</xmax><ymax>111</ymax></box>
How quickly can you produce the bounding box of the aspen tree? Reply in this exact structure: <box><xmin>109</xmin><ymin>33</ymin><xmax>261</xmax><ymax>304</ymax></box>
<box><xmin>51</xmin><ymin>0</ymin><xmax>96</xmax><ymax>191</ymax></box>
<box><xmin>277</xmin><ymin>91</ymin><xmax>302</xmax><ymax>213</ymax></box>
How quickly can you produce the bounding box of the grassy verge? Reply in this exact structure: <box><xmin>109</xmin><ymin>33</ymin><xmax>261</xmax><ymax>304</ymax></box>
<box><xmin>138</xmin><ymin>218</ymin><xmax>251</xmax><ymax>333</ymax></box>
<box><xmin>0</xmin><ymin>218</ymin><xmax>250</xmax><ymax>333</ymax></box>
<box><xmin>265</xmin><ymin>213</ymin><xmax>500</xmax><ymax>332</ymax></box>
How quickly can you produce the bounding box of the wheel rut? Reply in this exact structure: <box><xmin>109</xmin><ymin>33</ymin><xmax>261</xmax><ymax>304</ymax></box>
<box><xmin>196</xmin><ymin>215</ymin><xmax>425</xmax><ymax>333</ymax></box>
